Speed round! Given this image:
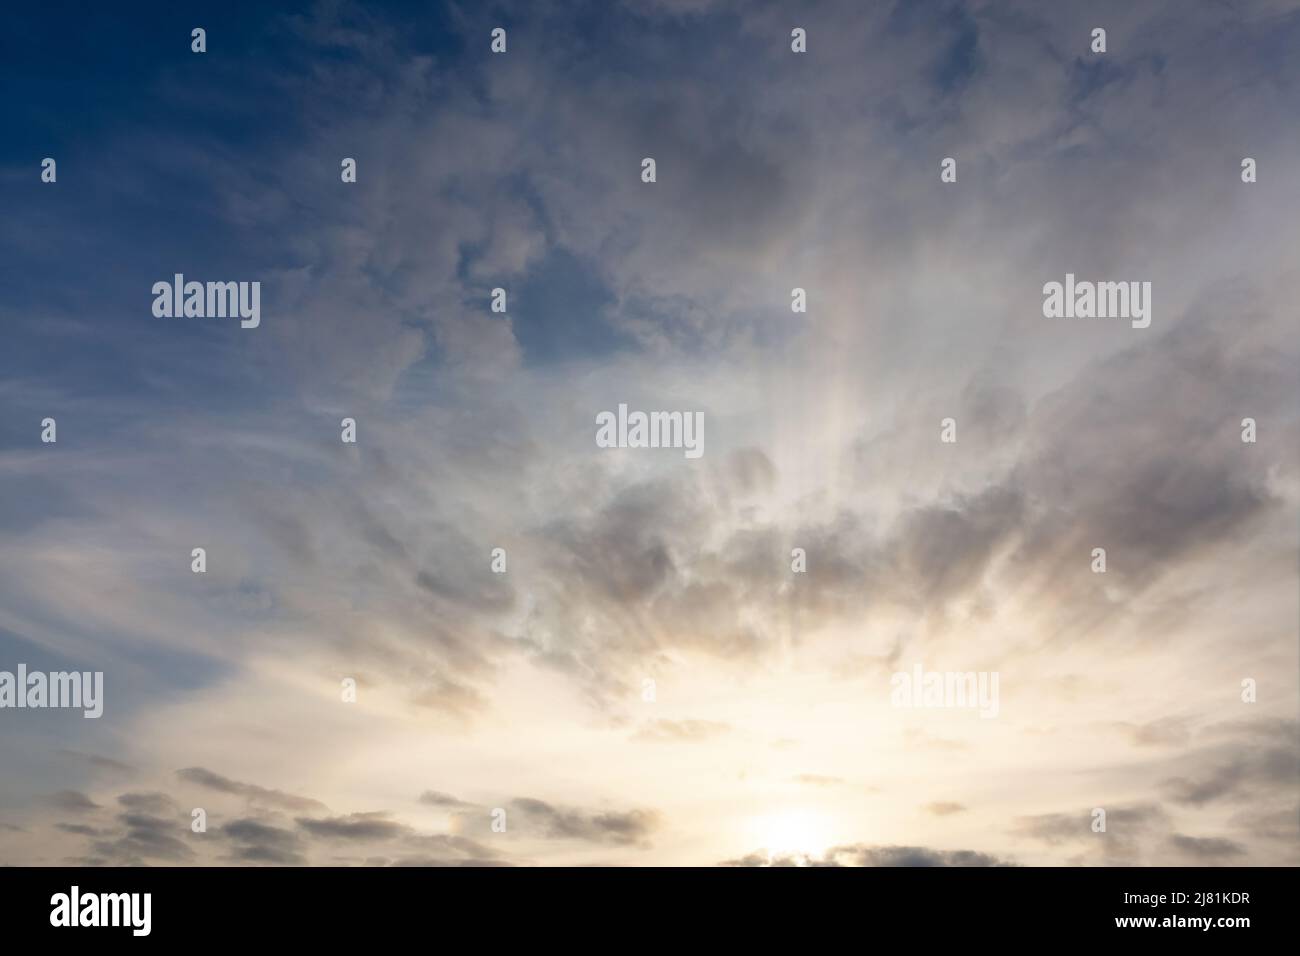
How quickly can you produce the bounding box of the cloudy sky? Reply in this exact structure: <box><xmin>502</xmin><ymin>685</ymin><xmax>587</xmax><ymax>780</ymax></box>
<box><xmin>1</xmin><ymin>0</ymin><xmax>1297</xmax><ymax>867</ymax></box>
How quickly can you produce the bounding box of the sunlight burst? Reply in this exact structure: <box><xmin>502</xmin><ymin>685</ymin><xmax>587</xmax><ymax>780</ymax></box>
<box><xmin>746</xmin><ymin>809</ymin><xmax>832</xmax><ymax>859</ymax></box>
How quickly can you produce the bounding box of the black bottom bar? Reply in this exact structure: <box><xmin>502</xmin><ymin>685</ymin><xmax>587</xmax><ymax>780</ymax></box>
<box><xmin>0</xmin><ymin>866</ymin><xmax>1287</xmax><ymax>943</ymax></box>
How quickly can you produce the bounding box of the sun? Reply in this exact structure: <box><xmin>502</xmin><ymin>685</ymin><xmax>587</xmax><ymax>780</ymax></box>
<box><xmin>746</xmin><ymin>809</ymin><xmax>832</xmax><ymax>859</ymax></box>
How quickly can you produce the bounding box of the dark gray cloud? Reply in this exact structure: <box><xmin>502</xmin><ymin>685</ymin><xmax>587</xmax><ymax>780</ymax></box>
<box><xmin>296</xmin><ymin>812</ymin><xmax>413</xmax><ymax>842</ymax></box>
<box><xmin>1014</xmin><ymin>803</ymin><xmax>1169</xmax><ymax>847</ymax></box>
<box><xmin>510</xmin><ymin>799</ymin><xmax>659</xmax><ymax>847</ymax></box>
<box><xmin>1167</xmin><ymin>834</ymin><xmax>1247</xmax><ymax>861</ymax></box>
<box><xmin>117</xmin><ymin>792</ymin><xmax>178</xmax><ymax>815</ymax></box>
<box><xmin>222</xmin><ymin>818</ymin><xmax>307</xmax><ymax>865</ymax></box>
<box><xmin>544</xmin><ymin>480</ymin><xmax>691</xmax><ymax>607</ymax></box>
<box><xmin>723</xmin><ymin>843</ymin><xmax>1015</xmax><ymax>867</ymax></box>
<box><xmin>1160</xmin><ymin>736</ymin><xmax>1296</xmax><ymax>808</ymax></box>
<box><xmin>178</xmin><ymin>767</ymin><xmax>329</xmax><ymax>813</ymax></box>
<box><xmin>388</xmin><ymin>855</ymin><xmax>510</xmax><ymax>867</ymax></box>
<box><xmin>397</xmin><ymin>833</ymin><xmax>504</xmax><ymax>866</ymax></box>
<box><xmin>413</xmin><ymin>523</ymin><xmax>518</xmax><ymax>614</ymax></box>
<box><xmin>44</xmin><ymin>778</ymin><xmax>520</xmax><ymax>866</ymax></box>
<box><xmin>1012</xmin><ymin>803</ymin><xmax>1181</xmax><ymax>865</ymax></box>
<box><xmin>91</xmin><ymin>812</ymin><xmax>196</xmax><ymax>865</ymax></box>
<box><xmin>54</xmin><ymin>823</ymin><xmax>105</xmax><ymax>837</ymax></box>
<box><xmin>1011</xmin><ymin>718</ymin><xmax>1299</xmax><ymax>865</ymax></box>
<box><xmin>504</xmin><ymin>282</ymin><xmax>1293</xmax><ymax>702</ymax></box>
<box><xmin>1005</xmin><ymin>297</ymin><xmax>1291</xmax><ymax>619</ymax></box>
<box><xmin>1227</xmin><ymin>805</ymin><xmax>1300</xmax><ymax>844</ymax></box>
<box><xmin>834</xmin><ymin>845</ymin><xmax>1014</xmax><ymax>867</ymax></box>
<box><xmin>47</xmin><ymin>791</ymin><xmax>100</xmax><ymax>813</ymax></box>
<box><xmin>418</xmin><ymin>790</ymin><xmax>473</xmax><ymax>809</ymax></box>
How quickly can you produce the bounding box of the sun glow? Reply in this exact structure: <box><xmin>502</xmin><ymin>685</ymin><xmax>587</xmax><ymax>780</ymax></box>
<box><xmin>746</xmin><ymin>809</ymin><xmax>832</xmax><ymax>859</ymax></box>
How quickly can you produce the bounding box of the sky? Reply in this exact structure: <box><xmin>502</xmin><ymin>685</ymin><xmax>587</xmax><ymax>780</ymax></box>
<box><xmin>1</xmin><ymin>0</ymin><xmax>1297</xmax><ymax>867</ymax></box>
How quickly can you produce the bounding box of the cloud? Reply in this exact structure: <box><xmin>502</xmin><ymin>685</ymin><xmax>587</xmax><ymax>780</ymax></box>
<box><xmin>510</xmin><ymin>799</ymin><xmax>660</xmax><ymax>847</ymax></box>
<box><xmin>295</xmin><ymin>813</ymin><xmax>413</xmax><ymax>842</ymax></box>
<box><xmin>39</xmin><ymin>777</ymin><xmax>517</xmax><ymax>866</ymax></box>
<box><xmin>91</xmin><ymin>813</ymin><xmax>196</xmax><ymax>865</ymax></box>
<box><xmin>177</xmin><ymin>768</ymin><xmax>329</xmax><ymax>814</ymax></box>
<box><xmin>58</xmin><ymin>751</ymin><xmax>137</xmax><ymax>774</ymax></box>
<box><xmin>221</xmin><ymin>818</ymin><xmax>307</xmax><ymax>866</ymax></box>
<box><xmin>117</xmin><ymin>792</ymin><xmax>178</xmax><ymax>815</ymax></box>
<box><xmin>47</xmin><ymin>791</ymin><xmax>100</xmax><ymax>813</ymax></box>
<box><xmin>1</xmin><ymin>0</ymin><xmax>1296</xmax><ymax>868</ymax></box>
<box><xmin>723</xmin><ymin>844</ymin><xmax>1015</xmax><ymax>867</ymax></box>
<box><xmin>1014</xmin><ymin>803</ymin><xmax>1169</xmax><ymax>845</ymax></box>
<box><xmin>418</xmin><ymin>790</ymin><xmax>473</xmax><ymax>809</ymax></box>
<box><xmin>1167</xmin><ymin>834</ymin><xmax>1246</xmax><ymax>861</ymax></box>
<box><xmin>1159</xmin><ymin>724</ymin><xmax>1297</xmax><ymax>808</ymax></box>
<box><xmin>54</xmin><ymin>823</ymin><xmax>104</xmax><ymax>837</ymax></box>
<box><xmin>387</xmin><ymin>855</ymin><xmax>511</xmax><ymax>867</ymax></box>
<box><xmin>1012</xmin><ymin>804</ymin><xmax>1173</xmax><ymax>864</ymax></box>
<box><xmin>390</xmin><ymin>834</ymin><xmax>506</xmax><ymax>867</ymax></box>
<box><xmin>1227</xmin><ymin>805</ymin><xmax>1300</xmax><ymax>845</ymax></box>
